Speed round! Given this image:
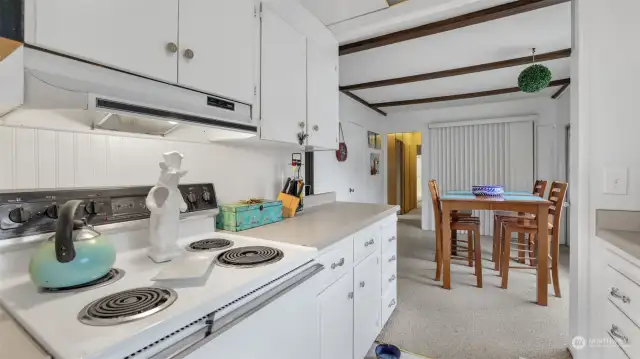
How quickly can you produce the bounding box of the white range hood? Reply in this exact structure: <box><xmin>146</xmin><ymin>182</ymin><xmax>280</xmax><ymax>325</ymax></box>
<box><xmin>0</xmin><ymin>41</ymin><xmax>257</xmax><ymax>142</ymax></box>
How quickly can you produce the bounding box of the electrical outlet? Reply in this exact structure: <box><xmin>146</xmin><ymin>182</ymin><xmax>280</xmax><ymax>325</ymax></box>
<box><xmin>604</xmin><ymin>168</ymin><xmax>628</xmax><ymax>195</ymax></box>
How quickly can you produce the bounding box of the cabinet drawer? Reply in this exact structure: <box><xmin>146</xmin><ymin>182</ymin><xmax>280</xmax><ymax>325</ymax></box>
<box><xmin>605</xmin><ymin>299</ymin><xmax>639</xmax><ymax>358</ymax></box>
<box><xmin>382</xmin><ymin>265</ymin><xmax>397</xmax><ymax>296</ymax></box>
<box><xmin>381</xmin><ymin>223</ymin><xmax>397</xmax><ymax>254</ymax></box>
<box><xmin>382</xmin><ymin>285</ymin><xmax>397</xmax><ymax>327</ymax></box>
<box><xmin>606</xmin><ymin>265</ymin><xmax>640</xmax><ymax>326</ymax></box>
<box><xmin>316</xmin><ymin>238</ymin><xmax>354</xmax><ymax>292</ymax></box>
<box><xmin>382</xmin><ymin>247</ymin><xmax>397</xmax><ymax>277</ymax></box>
<box><xmin>354</xmin><ymin>225</ymin><xmax>380</xmax><ymax>264</ymax></box>
<box><xmin>608</xmin><ymin>249</ymin><xmax>640</xmax><ymax>286</ymax></box>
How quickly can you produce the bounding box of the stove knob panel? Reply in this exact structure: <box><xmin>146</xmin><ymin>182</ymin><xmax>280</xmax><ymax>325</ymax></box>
<box><xmin>45</xmin><ymin>204</ymin><xmax>60</xmax><ymax>219</ymax></box>
<box><xmin>85</xmin><ymin>201</ymin><xmax>105</xmax><ymax>215</ymax></box>
<box><xmin>8</xmin><ymin>207</ymin><xmax>32</xmax><ymax>224</ymax></box>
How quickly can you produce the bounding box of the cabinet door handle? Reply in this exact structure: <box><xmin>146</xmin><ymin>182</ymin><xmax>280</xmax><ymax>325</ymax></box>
<box><xmin>183</xmin><ymin>49</ymin><xmax>195</xmax><ymax>59</ymax></box>
<box><xmin>388</xmin><ymin>274</ymin><xmax>396</xmax><ymax>283</ymax></box>
<box><xmin>389</xmin><ymin>236</ymin><xmax>397</xmax><ymax>242</ymax></box>
<box><xmin>166</xmin><ymin>42</ymin><xmax>178</xmax><ymax>53</ymax></box>
<box><xmin>359</xmin><ymin>281</ymin><xmax>365</xmax><ymax>288</ymax></box>
<box><xmin>388</xmin><ymin>299</ymin><xmax>396</xmax><ymax>308</ymax></box>
<box><xmin>348</xmin><ymin>292</ymin><xmax>354</xmax><ymax>299</ymax></box>
<box><xmin>312</xmin><ymin>125</ymin><xmax>319</xmax><ymax>131</ymax></box>
<box><xmin>611</xmin><ymin>287</ymin><xmax>631</xmax><ymax>303</ymax></box>
<box><xmin>364</xmin><ymin>239</ymin><xmax>375</xmax><ymax>247</ymax></box>
<box><xmin>388</xmin><ymin>255</ymin><xmax>397</xmax><ymax>263</ymax></box>
<box><xmin>330</xmin><ymin>258</ymin><xmax>345</xmax><ymax>270</ymax></box>
<box><xmin>610</xmin><ymin>324</ymin><xmax>629</xmax><ymax>344</ymax></box>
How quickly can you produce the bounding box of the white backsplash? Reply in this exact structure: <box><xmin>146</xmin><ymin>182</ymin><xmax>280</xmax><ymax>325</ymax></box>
<box><xmin>0</xmin><ymin>126</ymin><xmax>294</xmax><ymax>204</ymax></box>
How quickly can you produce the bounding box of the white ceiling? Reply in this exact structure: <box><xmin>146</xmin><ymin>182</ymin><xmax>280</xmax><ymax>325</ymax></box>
<box><xmin>296</xmin><ymin>0</ymin><xmax>389</xmax><ymax>26</ymax></box>
<box><xmin>300</xmin><ymin>0</ymin><xmax>572</xmax><ymax>112</ymax></box>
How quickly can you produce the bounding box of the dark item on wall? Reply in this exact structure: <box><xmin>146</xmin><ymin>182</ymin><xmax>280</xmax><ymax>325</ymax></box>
<box><xmin>370</xmin><ymin>153</ymin><xmax>380</xmax><ymax>175</ymax></box>
<box><xmin>304</xmin><ymin>152</ymin><xmax>314</xmax><ymax>196</ymax></box>
<box><xmin>336</xmin><ymin>123</ymin><xmax>348</xmax><ymax>162</ymax></box>
<box><xmin>0</xmin><ymin>0</ymin><xmax>24</xmax><ymax>42</ymax></box>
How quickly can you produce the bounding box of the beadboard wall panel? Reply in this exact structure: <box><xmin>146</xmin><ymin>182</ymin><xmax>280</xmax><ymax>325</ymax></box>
<box><xmin>0</xmin><ymin>126</ymin><xmax>292</xmax><ymax>204</ymax></box>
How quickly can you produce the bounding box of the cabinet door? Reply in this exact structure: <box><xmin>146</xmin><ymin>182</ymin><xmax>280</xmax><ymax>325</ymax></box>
<box><xmin>260</xmin><ymin>8</ymin><xmax>307</xmax><ymax>145</ymax></box>
<box><xmin>354</xmin><ymin>253</ymin><xmax>381</xmax><ymax>359</ymax></box>
<box><xmin>178</xmin><ymin>0</ymin><xmax>257</xmax><ymax>103</ymax></box>
<box><xmin>307</xmin><ymin>40</ymin><xmax>339</xmax><ymax>150</ymax></box>
<box><xmin>34</xmin><ymin>0</ymin><xmax>178</xmax><ymax>82</ymax></box>
<box><xmin>318</xmin><ymin>272</ymin><xmax>354</xmax><ymax>359</ymax></box>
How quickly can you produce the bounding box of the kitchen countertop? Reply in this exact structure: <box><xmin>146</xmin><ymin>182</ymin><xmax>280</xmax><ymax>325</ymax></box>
<box><xmin>239</xmin><ymin>202</ymin><xmax>400</xmax><ymax>249</ymax></box>
<box><xmin>0</xmin><ymin>307</ymin><xmax>50</xmax><ymax>358</ymax></box>
<box><xmin>597</xmin><ymin>229</ymin><xmax>640</xmax><ymax>261</ymax></box>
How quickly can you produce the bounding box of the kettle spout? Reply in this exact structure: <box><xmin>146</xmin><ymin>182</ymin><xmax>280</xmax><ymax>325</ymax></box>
<box><xmin>55</xmin><ymin>200</ymin><xmax>83</xmax><ymax>263</ymax></box>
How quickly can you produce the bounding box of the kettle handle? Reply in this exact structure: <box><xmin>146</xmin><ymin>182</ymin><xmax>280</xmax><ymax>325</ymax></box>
<box><xmin>55</xmin><ymin>200</ymin><xmax>83</xmax><ymax>263</ymax></box>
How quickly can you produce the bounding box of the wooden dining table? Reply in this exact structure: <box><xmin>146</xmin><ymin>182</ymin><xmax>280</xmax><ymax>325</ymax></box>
<box><xmin>440</xmin><ymin>191</ymin><xmax>551</xmax><ymax>306</ymax></box>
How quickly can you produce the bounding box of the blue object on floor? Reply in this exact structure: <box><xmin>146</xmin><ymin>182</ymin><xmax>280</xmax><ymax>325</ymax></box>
<box><xmin>375</xmin><ymin>344</ymin><xmax>401</xmax><ymax>359</ymax></box>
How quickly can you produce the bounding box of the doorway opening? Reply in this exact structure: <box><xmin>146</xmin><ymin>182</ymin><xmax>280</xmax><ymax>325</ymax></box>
<box><xmin>386</xmin><ymin>132</ymin><xmax>422</xmax><ymax>217</ymax></box>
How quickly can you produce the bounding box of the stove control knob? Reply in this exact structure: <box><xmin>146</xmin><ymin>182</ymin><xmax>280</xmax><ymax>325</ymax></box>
<box><xmin>45</xmin><ymin>204</ymin><xmax>60</xmax><ymax>219</ymax></box>
<box><xmin>202</xmin><ymin>190</ymin><xmax>212</xmax><ymax>203</ymax></box>
<box><xmin>187</xmin><ymin>192</ymin><xmax>197</xmax><ymax>204</ymax></box>
<box><xmin>8</xmin><ymin>207</ymin><xmax>32</xmax><ymax>223</ymax></box>
<box><xmin>85</xmin><ymin>201</ymin><xmax>104</xmax><ymax>215</ymax></box>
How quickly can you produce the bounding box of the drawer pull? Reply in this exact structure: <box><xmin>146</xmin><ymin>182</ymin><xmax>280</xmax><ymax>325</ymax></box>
<box><xmin>348</xmin><ymin>292</ymin><xmax>354</xmax><ymax>300</ymax></box>
<box><xmin>364</xmin><ymin>239</ymin><xmax>375</xmax><ymax>247</ymax></box>
<box><xmin>610</xmin><ymin>324</ymin><xmax>629</xmax><ymax>344</ymax></box>
<box><xmin>388</xmin><ymin>299</ymin><xmax>396</xmax><ymax>308</ymax></box>
<box><xmin>389</xmin><ymin>236</ymin><xmax>397</xmax><ymax>242</ymax></box>
<box><xmin>611</xmin><ymin>287</ymin><xmax>631</xmax><ymax>304</ymax></box>
<box><xmin>388</xmin><ymin>255</ymin><xmax>397</xmax><ymax>263</ymax></box>
<box><xmin>331</xmin><ymin>258</ymin><xmax>345</xmax><ymax>270</ymax></box>
<box><xmin>389</xmin><ymin>274</ymin><xmax>396</xmax><ymax>283</ymax></box>
<box><xmin>360</xmin><ymin>281</ymin><xmax>365</xmax><ymax>288</ymax></box>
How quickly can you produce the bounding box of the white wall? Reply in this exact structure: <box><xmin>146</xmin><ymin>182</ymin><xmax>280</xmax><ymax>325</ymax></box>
<box><xmin>314</xmin><ymin>93</ymin><xmax>387</xmax><ymax>203</ymax></box>
<box><xmin>0</xmin><ymin>118</ymin><xmax>294</xmax><ymax>205</ymax></box>
<box><xmin>381</xmin><ymin>96</ymin><xmax>567</xmax><ymax>228</ymax></box>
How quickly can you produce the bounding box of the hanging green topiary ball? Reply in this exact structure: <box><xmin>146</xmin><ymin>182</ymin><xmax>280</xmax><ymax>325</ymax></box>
<box><xmin>518</xmin><ymin>64</ymin><xmax>552</xmax><ymax>93</ymax></box>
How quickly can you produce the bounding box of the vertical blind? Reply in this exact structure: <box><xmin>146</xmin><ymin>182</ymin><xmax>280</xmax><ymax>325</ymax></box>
<box><xmin>427</xmin><ymin>121</ymin><xmax>534</xmax><ymax>235</ymax></box>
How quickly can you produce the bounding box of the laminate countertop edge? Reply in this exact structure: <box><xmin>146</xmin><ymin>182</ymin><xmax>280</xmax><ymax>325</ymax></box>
<box><xmin>597</xmin><ymin>229</ymin><xmax>640</xmax><ymax>262</ymax></box>
<box><xmin>237</xmin><ymin>202</ymin><xmax>401</xmax><ymax>250</ymax></box>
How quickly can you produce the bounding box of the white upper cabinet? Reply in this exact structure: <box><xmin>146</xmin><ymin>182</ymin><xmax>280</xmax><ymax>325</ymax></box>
<box><xmin>260</xmin><ymin>8</ymin><xmax>307</xmax><ymax>145</ymax></box>
<box><xmin>178</xmin><ymin>0</ymin><xmax>258</xmax><ymax>104</ymax></box>
<box><xmin>33</xmin><ymin>0</ymin><xmax>179</xmax><ymax>83</ymax></box>
<box><xmin>307</xmin><ymin>40</ymin><xmax>339</xmax><ymax>150</ymax></box>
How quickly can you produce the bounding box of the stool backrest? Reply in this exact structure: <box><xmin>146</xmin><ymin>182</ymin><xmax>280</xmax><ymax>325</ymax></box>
<box><xmin>533</xmin><ymin>180</ymin><xmax>548</xmax><ymax>198</ymax></box>
<box><xmin>428</xmin><ymin>179</ymin><xmax>443</xmax><ymax>230</ymax></box>
<box><xmin>548</xmin><ymin>181</ymin><xmax>569</xmax><ymax>233</ymax></box>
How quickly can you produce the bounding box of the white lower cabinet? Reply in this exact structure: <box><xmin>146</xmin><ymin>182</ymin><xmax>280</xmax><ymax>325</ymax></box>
<box><xmin>316</xmin><ymin>215</ymin><xmax>396</xmax><ymax>359</ymax></box>
<box><xmin>318</xmin><ymin>272</ymin><xmax>354</xmax><ymax>359</ymax></box>
<box><xmin>354</xmin><ymin>252</ymin><xmax>382</xmax><ymax>359</ymax></box>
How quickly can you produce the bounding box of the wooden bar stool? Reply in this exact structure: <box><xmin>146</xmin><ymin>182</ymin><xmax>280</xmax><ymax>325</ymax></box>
<box><xmin>499</xmin><ymin>181</ymin><xmax>568</xmax><ymax>298</ymax></box>
<box><xmin>429</xmin><ymin>180</ymin><xmax>483</xmax><ymax>288</ymax></box>
<box><xmin>492</xmin><ymin>180</ymin><xmax>548</xmax><ymax>271</ymax></box>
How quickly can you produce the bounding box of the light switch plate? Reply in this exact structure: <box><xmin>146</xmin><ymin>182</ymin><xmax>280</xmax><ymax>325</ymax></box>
<box><xmin>604</xmin><ymin>168</ymin><xmax>628</xmax><ymax>195</ymax></box>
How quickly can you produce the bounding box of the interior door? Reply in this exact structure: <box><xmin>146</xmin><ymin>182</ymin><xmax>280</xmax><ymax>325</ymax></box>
<box><xmin>318</xmin><ymin>273</ymin><xmax>354</xmax><ymax>359</ymax></box>
<box><xmin>306</xmin><ymin>39</ymin><xmax>339</xmax><ymax>150</ymax></box>
<box><xmin>34</xmin><ymin>0</ymin><xmax>179</xmax><ymax>82</ymax></box>
<box><xmin>178</xmin><ymin>0</ymin><xmax>257</xmax><ymax>103</ymax></box>
<box><xmin>260</xmin><ymin>7</ymin><xmax>307</xmax><ymax>145</ymax></box>
<box><xmin>353</xmin><ymin>253</ymin><xmax>381</xmax><ymax>359</ymax></box>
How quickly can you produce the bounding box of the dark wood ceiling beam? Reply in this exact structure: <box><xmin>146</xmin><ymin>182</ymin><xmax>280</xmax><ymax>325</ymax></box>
<box><xmin>340</xmin><ymin>49</ymin><xmax>571</xmax><ymax>91</ymax></box>
<box><xmin>341</xmin><ymin>91</ymin><xmax>388</xmax><ymax>116</ymax></box>
<box><xmin>371</xmin><ymin>78</ymin><xmax>570</xmax><ymax>107</ymax></box>
<box><xmin>339</xmin><ymin>0</ymin><xmax>570</xmax><ymax>56</ymax></box>
<box><xmin>551</xmin><ymin>83</ymin><xmax>570</xmax><ymax>99</ymax></box>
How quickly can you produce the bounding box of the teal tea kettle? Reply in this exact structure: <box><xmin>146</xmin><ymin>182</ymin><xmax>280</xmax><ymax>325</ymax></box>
<box><xmin>29</xmin><ymin>200</ymin><xmax>116</xmax><ymax>288</ymax></box>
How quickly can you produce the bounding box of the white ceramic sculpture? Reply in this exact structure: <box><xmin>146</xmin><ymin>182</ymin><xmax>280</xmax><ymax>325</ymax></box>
<box><xmin>146</xmin><ymin>151</ymin><xmax>188</xmax><ymax>263</ymax></box>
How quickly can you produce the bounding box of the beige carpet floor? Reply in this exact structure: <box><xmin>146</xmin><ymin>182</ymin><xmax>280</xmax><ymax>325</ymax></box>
<box><xmin>376</xmin><ymin>217</ymin><xmax>571</xmax><ymax>359</ymax></box>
